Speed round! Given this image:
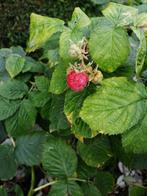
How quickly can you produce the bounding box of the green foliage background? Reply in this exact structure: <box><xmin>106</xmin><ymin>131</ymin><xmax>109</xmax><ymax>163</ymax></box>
<box><xmin>0</xmin><ymin>1</ymin><xmax>147</xmax><ymax>195</ymax></box>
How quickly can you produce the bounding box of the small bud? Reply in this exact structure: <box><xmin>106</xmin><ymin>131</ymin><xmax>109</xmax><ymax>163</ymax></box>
<box><xmin>92</xmin><ymin>70</ymin><xmax>103</xmax><ymax>84</ymax></box>
<box><xmin>69</xmin><ymin>43</ymin><xmax>81</xmax><ymax>58</ymax></box>
<box><xmin>68</xmin><ymin>38</ymin><xmax>88</xmax><ymax>60</ymax></box>
<box><xmin>85</xmin><ymin>66</ymin><xmax>93</xmax><ymax>73</ymax></box>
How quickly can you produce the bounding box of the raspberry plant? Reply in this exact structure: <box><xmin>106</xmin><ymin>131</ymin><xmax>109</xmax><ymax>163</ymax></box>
<box><xmin>0</xmin><ymin>2</ymin><xmax>147</xmax><ymax>196</ymax></box>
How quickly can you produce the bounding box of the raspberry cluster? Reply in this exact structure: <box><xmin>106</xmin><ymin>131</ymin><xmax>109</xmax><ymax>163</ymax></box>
<box><xmin>67</xmin><ymin>70</ymin><xmax>89</xmax><ymax>92</ymax></box>
<box><xmin>66</xmin><ymin>38</ymin><xmax>103</xmax><ymax>92</ymax></box>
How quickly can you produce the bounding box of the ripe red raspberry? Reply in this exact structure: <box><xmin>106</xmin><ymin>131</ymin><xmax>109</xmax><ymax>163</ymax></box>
<box><xmin>67</xmin><ymin>70</ymin><xmax>89</xmax><ymax>92</ymax></box>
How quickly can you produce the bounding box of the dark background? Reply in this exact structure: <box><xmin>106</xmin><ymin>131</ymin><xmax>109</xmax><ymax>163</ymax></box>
<box><xmin>0</xmin><ymin>0</ymin><xmax>99</xmax><ymax>48</ymax></box>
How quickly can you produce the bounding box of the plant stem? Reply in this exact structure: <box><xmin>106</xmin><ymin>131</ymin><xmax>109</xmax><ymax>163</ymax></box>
<box><xmin>10</xmin><ymin>137</ymin><xmax>16</xmax><ymax>147</ymax></box>
<box><xmin>68</xmin><ymin>177</ymin><xmax>87</xmax><ymax>182</ymax></box>
<box><xmin>33</xmin><ymin>177</ymin><xmax>87</xmax><ymax>193</ymax></box>
<box><xmin>28</xmin><ymin>167</ymin><xmax>35</xmax><ymax>196</ymax></box>
<box><xmin>33</xmin><ymin>181</ymin><xmax>57</xmax><ymax>193</ymax></box>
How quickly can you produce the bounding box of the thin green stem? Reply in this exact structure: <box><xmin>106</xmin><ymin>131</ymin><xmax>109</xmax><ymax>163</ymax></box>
<box><xmin>68</xmin><ymin>177</ymin><xmax>87</xmax><ymax>182</ymax></box>
<box><xmin>9</xmin><ymin>137</ymin><xmax>16</xmax><ymax>147</ymax></box>
<box><xmin>33</xmin><ymin>181</ymin><xmax>57</xmax><ymax>193</ymax></box>
<box><xmin>33</xmin><ymin>177</ymin><xmax>87</xmax><ymax>193</ymax></box>
<box><xmin>28</xmin><ymin>167</ymin><xmax>35</xmax><ymax>196</ymax></box>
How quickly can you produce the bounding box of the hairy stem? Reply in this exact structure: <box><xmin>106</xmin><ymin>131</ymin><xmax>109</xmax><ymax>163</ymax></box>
<box><xmin>33</xmin><ymin>180</ymin><xmax>57</xmax><ymax>193</ymax></box>
<box><xmin>33</xmin><ymin>177</ymin><xmax>87</xmax><ymax>193</ymax></box>
<box><xmin>9</xmin><ymin>137</ymin><xmax>16</xmax><ymax>147</ymax></box>
<box><xmin>28</xmin><ymin>167</ymin><xmax>35</xmax><ymax>196</ymax></box>
<box><xmin>68</xmin><ymin>177</ymin><xmax>87</xmax><ymax>182</ymax></box>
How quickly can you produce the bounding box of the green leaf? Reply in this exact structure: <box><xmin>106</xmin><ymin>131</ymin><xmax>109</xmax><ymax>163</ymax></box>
<box><xmin>0</xmin><ymin>48</ymin><xmax>12</xmax><ymax>58</ymax></box>
<box><xmin>27</xmin><ymin>13</ymin><xmax>65</xmax><ymax>52</ymax></box>
<box><xmin>102</xmin><ymin>2</ymin><xmax>138</xmax><ymax>26</ymax></box>
<box><xmin>42</xmin><ymin>136</ymin><xmax>77</xmax><ymax>178</ymax></box>
<box><xmin>64</xmin><ymin>89</ymin><xmax>87</xmax><ymax>122</ymax></box>
<box><xmin>125</xmin><ymin>36</ymin><xmax>139</xmax><ymax>67</ymax></box>
<box><xmin>49</xmin><ymin>94</ymin><xmax>69</xmax><ymax>130</ymax></box>
<box><xmin>95</xmin><ymin>171</ymin><xmax>114</xmax><ymax>196</ymax></box>
<box><xmin>11</xmin><ymin>46</ymin><xmax>26</xmax><ymax>57</ymax></box>
<box><xmin>42</xmin><ymin>48</ymin><xmax>60</xmax><ymax>64</ymax></box>
<box><xmin>16</xmin><ymin>72</ymin><xmax>32</xmax><ymax>83</ymax></box>
<box><xmin>134</xmin><ymin>13</ymin><xmax>147</xmax><ymax>27</ymax></box>
<box><xmin>5</xmin><ymin>54</ymin><xmax>25</xmax><ymax>78</ymax></box>
<box><xmin>89</xmin><ymin>21</ymin><xmax>130</xmax><ymax>72</ymax></box>
<box><xmin>131</xmin><ymin>153</ymin><xmax>147</xmax><ymax>169</ymax></box>
<box><xmin>129</xmin><ymin>186</ymin><xmax>145</xmax><ymax>196</ymax></box>
<box><xmin>49</xmin><ymin>62</ymin><xmax>68</xmax><ymax>94</ymax></box>
<box><xmin>122</xmin><ymin>114</ymin><xmax>147</xmax><ymax>154</ymax></box>
<box><xmin>69</xmin><ymin>7</ymin><xmax>91</xmax><ymax>29</ymax></box>
<box><xmin>138</xmin><ymin>4</ymin><xmax>147</xmax><ymax>13</ymax></box>
<box><xmin>0</xmin><ymin>186</ymin><xmax>7</xmax><ymax>196</ymax></box>
<box><xmin>77</xmin><ymin>136</ymin><xmax>112</xmax><ymax>167</ymax></box>
<box><xmin>22</xmin><ymin>57</ymin><xmax>45</xmax><ymax>73</ymax></box>
<box><xmin>5</xmin><ymin>99</ymin><xmax>37</xmax><ymax>137</ymax></box>
<box><xmin>15</xmin><ymin>132</ymin><xmax>46</xmax><ymax>166</ymax></box>
<box><xmin>49</xmin><ymin>180</ymin><xmax>83</xmax><ymax>196</ymax></box>
<box><xmin>0</xmin><ymin>47</ymin><xmax>25</xmax><ymax>81</ymax></box>
<box><xmin>0</xmin><ymin>144</ymin><xmax>17</xmax><ymax>180</ymax></box>
<box><xmin>64</xmin><ymin>87</ymin><xmax>93</xmax><ymax>123</ymax></box>
<box><xmin>80</xmin><ymin>77</ymin><xmax>147</xmax><ymax>135</ymax></box>
<box><xmin>59</xmin><ymin>28</ymin><xmax>84</xmax><ymax>62</ymax></box>
<box><xmin>72</xmin><ymin>118</ymin><xmax>97</xmax><ymax>138</ymax></box>
<box><xmin>0</xmin><ymin>80</ymin><xmax>28</xmax><ymax>100</ymax></box>
<box><xmin>0</xmin><ymin>49</ymin><xmax>11</xmax><ymax>81</ymax></box>
<box><xmin>40</xmin><ymin>100</ymin><xmax>51</xmax><ymax>120</ymax></box>
<box><xmin>29</xmin><ymin>91</ymin><xmax>50</xmax><ymax>108</ymax></box>
<box><xmin>35</xmin><ymin>76</ymin><xmax>49</xmax><ymax>92</ymax></box>
<box><xmin>0</xmin><ymin>97</ymin><xmax>20</xmax><ymax>120</ymax></box>
<box><xmin>111</xmin><ymin>136</ymin><xmax>147</xmax><ymax>170</ymax></box>
<box><xmin>77</xmin><ymin>158</ymin><xmax>97</xmax><ymax>179</ymax></box>
<box><xmin>41</xmin><ymin>32</ymin><xmax>60</xmax><ymax>64</ymax></box>
<box><xmin>42</xmin><ymin>32</ymin><xmax>60</xmax><ymax>50</ymax></box>
<box><xmin>135</xmin><ymin>30</ymin><xmax>146</xmax><ymax>77</ymax></box>
<box><xmin>81</xmin><ymin>183</ymin><xmax>102</xmax><ymax>196</ymax></box>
